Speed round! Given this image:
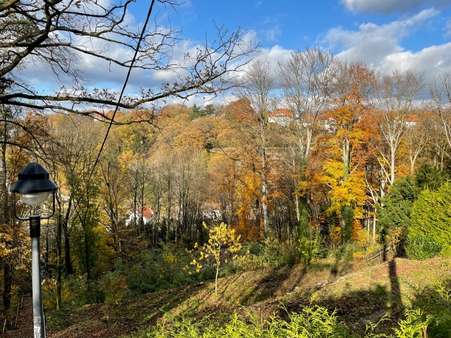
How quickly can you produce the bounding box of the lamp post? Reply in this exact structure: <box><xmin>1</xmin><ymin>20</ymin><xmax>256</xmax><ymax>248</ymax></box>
<box><xmin>10</xmin><ymin>162</ymin><xmax>57</xmax><ymax>338</ymax></box>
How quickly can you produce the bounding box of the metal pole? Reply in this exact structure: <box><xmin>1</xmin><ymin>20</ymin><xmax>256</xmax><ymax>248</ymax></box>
<box><xmin>30</xmin><ymin>216</ymin><xmax>45</xmax><ymax>338</ymax></box>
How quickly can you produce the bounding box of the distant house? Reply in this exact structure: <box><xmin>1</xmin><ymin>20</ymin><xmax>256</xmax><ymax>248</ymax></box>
<box><xmin>405</xmin><ymin>121</ymin><xmax>417</xmax><ymax>128</ymax></box>
<box><xmin>125</xmin><ymin>207</ymin><xmax>154</xmax><ymax>226</ymax></box>
<box><xmin>268</xmin><ymin>108</ymin><xmax>339</xmax><ymax>133</ymax></box>
<box><xmin>201</xmin><ymin>209</ymin><xmax>222</xmax><ymax>221</ymax></box>
<box><xmin>268</xmin><ymin>108</ymin><xmax>294</xmax><ymax>126</ymax></box>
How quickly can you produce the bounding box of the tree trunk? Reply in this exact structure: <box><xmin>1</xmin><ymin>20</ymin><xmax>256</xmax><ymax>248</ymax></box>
<box><xmin>215</xmin><ymin>264</ymin><xmax>220</xmax><ymax>295</ymax></box>
<box><xmin>63</xmin><ymin>198</ymin><xmax>73</xmax><ymax>275</ymax></box>
<box><xmin>260</xmin><ymin>132</ymin><xmax>270</xmax><ymax>236</ymax></box>
<box><xmin>2</xmin><ymin>262</ymin><xmax>12</xmax><ymax>319</ymax></box>
<box><xmin>390</xmin><ymin>146</ymin><xmax>396</xmax><ymax>185</ymax></box>
<box><xmin>372</xmin><ymin>214</ymin><xmax>377</xmax><ymax>244</ymax></box>
<box><xmin>1</xmin><ymin>106</ymin><xmax>12</xmax><ymax>321</ymax></box>
<box><xmin>56</xmin><ymin>214</ymin><xmax>62</xmax><ymax>310</ymax></box>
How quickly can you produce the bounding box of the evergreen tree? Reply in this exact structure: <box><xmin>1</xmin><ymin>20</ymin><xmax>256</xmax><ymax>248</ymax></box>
<box><xmin>407</xmin><ymin>182</ymin><xmax>451</xmax><ymax>259</ymax></box>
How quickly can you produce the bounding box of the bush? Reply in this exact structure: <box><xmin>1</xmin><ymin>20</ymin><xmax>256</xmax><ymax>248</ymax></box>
<box><xmin>125</xmin><ymin>243</ymin><xmax>208</xmax><ymax>294</ymax></box>
<box><xmin>405</xmin><ymin>235</ymin><xmax>442</xmax><ymax>260</ymax></box>
<box><xmin>410</xmin><ymin>280</ymin><xmax>451</xmax><ymax>338</ymax></box>
<box><xmin>415</xmin><ymin>164</ymin><xmax>448</xmax><ymax>191</ymax></box>
<box><xmin>378</xmin><ymin>177</ymin><xmax>419</xmax><ymax>256</ymax></box>
<box><xmin>43</xmin><ymin>275</ymin><xmax>89</xmax><ymax>310</ymax></box>
<box><xmin>394</xmin><ymin>309</ymin><xmax>431</xmax><ymax>338</ymax></box>
<box><xmin>131</xmin><ymin>305</ymin><xmax>351</xmax><ymax>337</ymax></box>
<box><xmin>98</xmin><ymin>270</ymin><xmax>128</xmax><ymax>304</ymax></box>
<box><xmin>233</xmin><ymin>238</ymin><xmax>301</xmax><ymax>271</ymax></box>
<box><xmin>407</xmin><ymin>182</ymin><xmax>451</xmax><ymax>259</ymax></box>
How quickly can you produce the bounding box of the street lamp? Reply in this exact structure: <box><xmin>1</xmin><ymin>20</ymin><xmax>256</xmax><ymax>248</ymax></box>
<box><xmin>10</xmin><ymin>162</ymin><xmax>57</xmax><ymax>338</ymax></box>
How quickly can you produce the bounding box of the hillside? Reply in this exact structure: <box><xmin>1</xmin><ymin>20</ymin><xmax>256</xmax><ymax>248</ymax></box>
<box><xmin>13</xmin><ymin>257</ymin><xmax>442</xmax><ymax>337</ymax></box>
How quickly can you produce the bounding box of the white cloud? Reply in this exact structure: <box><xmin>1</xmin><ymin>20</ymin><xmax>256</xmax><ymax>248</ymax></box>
<box><xmin>15</xmin><ymin>27</ymin><xmax>252</xmax><ymax>96</ymax></box>
<box><xmin>382</xmin><ymin>42</ymin><xmax>451</xmax><ymax>75</ymax></box>
<box><xmin>233</xmin><ymin>44</ymin><xmax>293</xmax><ymax>88</ymax></box>
<box><xmin>342</xmin><ymin>0</ymin><xmax>451</xmax><ymax>13</ymax></box>
<box><xmin>325</xmin><ymin>8</ymin><xmax>438</xmax><ymax>67</ymax></box>
<box><xmin>324</xmin><ymin>9</ymin><xmax>451</xmax><ymax>82</ymax></box>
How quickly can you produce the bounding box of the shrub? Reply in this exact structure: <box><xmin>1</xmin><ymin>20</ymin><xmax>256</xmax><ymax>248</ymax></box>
<box><xmin>125</xmin><ymin>243</ymin><xmax>208</xmax><ymax>295</ymax></box>
<box><xmin>232</xmin><ymin>238</ymin><xmax>301</xmax><ymax>271</ymax></box>
<box><xmin>298</xmin><ymin>229</ymin><xmax>322</xmax><ymax>265</ymax></box>
<box><xmin>394</xmin><ymin>309</ymin><xmax>431</xmax><ymax>338</ymax></box>
<box><xmin>191</xmin><ymin>223</ymin><xmax>241</xmax><ymax>294</ymax></box>
<box><xmin>407</xmin><ymin>182</ymin><xmax>451</xmax><ymax>259</ymax></box>
<box><xmin>405</xmin><ymin>236</ymin><xmax>442</xmax><ymax>260</ymax></box>
<box><xmin>98</xmin><ymin>270</ymin><xmax>128</xmax><ymax>305</ymax></box>
<box><xmin>131</xmin><ymin>305</ymin><xmax>351</xmax><ymax>337</ymax></box>
<box><xmin>277</xmin><ymin>306</ymin><xmax>350</xmax><ymax>337</ymax></box>
<box><xmin>415</xmin><ymin>164</ymin><xmax>448</xmax><ymax>191</ymax></box>
<box><xmin>410</xmin><ymin>280</ymin><xmax>451</xmax><ymax>338</ymax></box>
<box><xmin>378</xmin><ymin>177</ymin><xmax>419</xmax><ymax>256</ymax></box>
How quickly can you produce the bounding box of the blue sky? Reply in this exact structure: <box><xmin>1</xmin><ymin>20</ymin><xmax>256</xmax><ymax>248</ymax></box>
<box><xmin>18</xmin><ymin>0</ymin><xmax>451</xmax><ymax>101</ymax></box>
<box><xmin>145</xmin><ymin>0</ymin><xmax>451</xmax><ymax>52</ymax></box>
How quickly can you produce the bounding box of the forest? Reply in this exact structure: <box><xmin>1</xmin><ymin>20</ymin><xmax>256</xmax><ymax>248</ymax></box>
<box><xmin>0</xmin><ymin>0</ymin><xmax>450</xmax><ymax>337</ymax></box>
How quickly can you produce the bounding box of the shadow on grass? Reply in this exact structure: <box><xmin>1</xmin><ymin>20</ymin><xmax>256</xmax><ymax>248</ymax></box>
<box><xmin>47</xmin><ymin>282</ymin><xmax>206</xmax><ymax>338</ymax></box>
<box><xmin>388</xmin><ymin>259</ymin><xmax>403</xmax><ymax>321</ymax></box>
<box><xmin>239</xmin><ymin>265</ymin><xmax>308</xmax><ymax>306</ymax></box>
<box><xmin>279</xmin><ymin>259</ymin><xmax>404</xmax><ymax>336</ymax></box>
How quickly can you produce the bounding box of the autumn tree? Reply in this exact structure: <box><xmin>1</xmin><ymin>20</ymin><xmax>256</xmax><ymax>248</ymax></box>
<box><xmin>191</xmin><ymin>223</ymin><xmax>241</xmax><ymax>295</ymax></box>
<box><xmin>279</xmin><ymin>49</ymin><xmax>336</xmax><ymax>225</ymax></box>
<box><xmin>317</xmin><ymin>64</ymin><xmax>374</xmax><ymax>243</ymax></box>
<box><xmin>240</xmin><ymin>60</ymin><xmax>274</xmax><ymax>236</ymax></box>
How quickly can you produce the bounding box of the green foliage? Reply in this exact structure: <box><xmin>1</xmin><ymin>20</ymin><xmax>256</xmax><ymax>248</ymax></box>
<box><xmin>405</xmin><ymin>236</ymin><xmax>443</xmax><ymax>260</ymax></box>
<box><xmin>190</xmin><ymin>104</ymin><xmax>215</xmax><ymax>120</ymax></box>
<box><xmin>378</xmin><ymin>177</ymin><xmax>419</xmax><ymax>232</ymax></box>
<box><xmin>44</xmin><ymin>275</ymin><xmax>89</xmax><ymax>310</ymax></box>
<box><xmin>341</xmin><ymin>206</ymin><xmax>354</xmax><ymax>243</ymax></box>
<box><xmin>277</xmin><ymin>306</ymin><xmax>350</xmax><ymax>337</ymax></box>
<box><xmin>378</xmin><ymin>177</ymin><xmax>419</xmax><ymax>256</ymax></box>
<box><xmin>410</xmin><ymin>280</ymin><xmax>451</xmax><ymax>338</ymax></box>
<box><xmin>131</xmin><ymin>306</ymin><xmax>351</xmax><ymax>337</ymax></box>
<box><xmin>330</xmin><ymin>243</ymin><xmax>355</xmax><ymax>276</ymax></box>
<box><xmin>98</xmin><ymin>270</ymin><xmax>128</xmax><ymax>305</ymax></box>
<box><xmin>393</xmin><ymin>309</ymin><xmax>431</xmax><ymax>338</ymax></box>
<box><xmin>407</xmin><ymin>182</ymin><xmax>451</xmax><ymax>259</ymax></box>
<box><xmin>233</xmin><ymin>238</ymin><xmax>301</xmax><ymax>271</ymax></box>
<box><xmin>415</xmin><ymin>164</ymin><xmax>448</xmax><ymax>191</ymax></box>
<box><xmin>83</xmin><ymin>243</ymin><xmax>212</xmax><ymax>300</ymax></box>
<box><xmin>298</xmin><ymin>225</ymin><xmax>322</xmax><ymax>265</ymax></box>
<box><xmin>125</xmin><ymin>244</ymin><xmax>208</xmax><ymax>295</ymax></box>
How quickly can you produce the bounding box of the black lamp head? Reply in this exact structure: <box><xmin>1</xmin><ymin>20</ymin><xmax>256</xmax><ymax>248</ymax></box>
<box><xmin>10</xmin><ymin>162</ymin><xmax>58</xmax><ymax>195</ymax></box>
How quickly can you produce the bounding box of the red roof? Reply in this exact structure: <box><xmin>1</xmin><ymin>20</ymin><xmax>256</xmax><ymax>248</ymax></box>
<box><xmin>142</xmin><ymin>207</ymin><xmax>154</xmax><ymax>219</ymax></box>
<box><xmin>270</xmin><ymin>108</ymin><xmax>293</xmax><ymax>118</ymax></box>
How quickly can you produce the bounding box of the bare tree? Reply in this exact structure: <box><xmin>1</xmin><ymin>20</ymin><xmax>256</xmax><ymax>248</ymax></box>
<box><xmin>405</xmin><ymin>113</ymin><xmax>430</xmax><ymax>175</ymax></box>
<box><xmin>376</xmin><ymin>71</ymin><xmax>422</xmax><ymax>185</ymax></box>
<box><xmin>0</xmin><ymin>0</ymin><xmax>251</xmax><ymax>121</ymax></box>
<box><xmin>431</xmin><ymin>74</ymin><xmax>451</xmax><ymax>151</ymax></box>
<box><xmin>279</xmin><ymin>49</ymin><xmax>335</xmax><ymax>222</ymax></box>
<box><xmin>280</xmin><ymin>48</ymin><xmax>335</xmax><ymax>159</ymax></box>
<box><xmin>240</xmin><ymin>60</ymin><xmax>274</xmax><ymax>236</ymax></box>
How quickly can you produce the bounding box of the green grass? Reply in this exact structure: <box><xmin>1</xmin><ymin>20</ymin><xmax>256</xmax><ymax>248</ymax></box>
<box><xmin>48</xmin><ymin>257</ymin><xmax>451</xmax><ymax>338</ymax></box>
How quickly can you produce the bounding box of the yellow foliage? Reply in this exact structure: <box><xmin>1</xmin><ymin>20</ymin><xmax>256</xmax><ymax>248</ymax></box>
<box><xmin>351</xmin><ymin>219</ymin><xmax>366</xmax><ymax>245</ymax></box>
<box><xmin>235</xmin><ymin>172</ymin><xmax>261</xmax><ymax>240</ymax></box>
<box><xmin>191</xmin><ymin>223</ymin><xmax>241</xmax><ymax>294</ymax></box>
<box><xmin>331</xmin><ymin>226</ymin><xmax>342</xmax><ymax>245</ymax></box>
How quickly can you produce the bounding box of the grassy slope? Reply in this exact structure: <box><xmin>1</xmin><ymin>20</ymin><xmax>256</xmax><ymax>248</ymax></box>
<box><xmin>47</xmin><ymin>257</ymin><xmax>451</xmax><ymax>338</ymax></box>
